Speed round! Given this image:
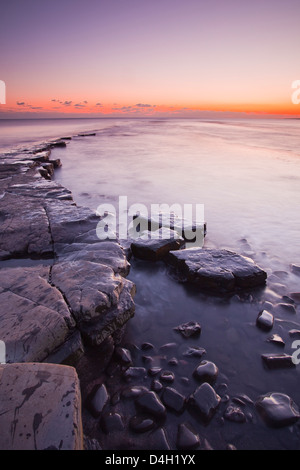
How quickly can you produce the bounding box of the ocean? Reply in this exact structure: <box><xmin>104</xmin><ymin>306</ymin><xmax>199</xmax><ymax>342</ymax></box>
<box><xmin>1</xmin><ymin>117</ymin><xmax>300</xmax><ymax>449</ymax></box>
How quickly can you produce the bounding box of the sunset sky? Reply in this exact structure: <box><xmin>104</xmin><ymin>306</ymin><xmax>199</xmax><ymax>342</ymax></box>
<box><xmin>0</xmin><ymin>0</ymin><xmax>300</xmax><ymax>118</ymax></box>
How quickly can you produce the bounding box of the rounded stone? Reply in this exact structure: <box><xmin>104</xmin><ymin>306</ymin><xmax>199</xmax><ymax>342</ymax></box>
<box><xmin>193</xmin><ymin>361</ymin><xmax>219</xmax><ymax>385</ymax></box>
<box><xmin>255</xmin><ymin>393</ymin><xmax>300</xmax><ymax>428</ymax></box>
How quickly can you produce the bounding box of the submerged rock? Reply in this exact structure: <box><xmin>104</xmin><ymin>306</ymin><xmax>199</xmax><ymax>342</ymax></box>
<box><xmin>167</xmin><ymin>248</ymin><xmax>267</xmax><ymax>294</ymax></box>
<box><xmin>130</xmin><ymin>228</ymin><xmax>184</xmax><ymax>261</ymax></box>
<box><xmin>266</xmin><ymin>334</ymin><xmax>285</xmax><ymax>348</ymax></box>
<box><xmin>256</xmin><ymin>310</ymin><xmax>274</xmax><ymax>331</ymax></box>
<box><xmin>135</xmin><ymin>391</ymin><xmax>166</xmax><ymax>419</ymax></box>
<box><xmin>87</xmin><ymin>384</ymin><xmax>109</xmax><ymax>418</ymax></box>
<box><xmin>176</xmin><ymin>423</ymin><xmax>200</xmax><ymax>450</ymax></box>
<box><xmin>224</xmin><ymin>405</ymin><xmax>246</xmax><ymax>423</ymax></box>
<box><xmin>129</xmin><ymin>416</ymin><xmax>155</xmax><ymax>433</ymax></box>
<box><xmin>174</xmin><ymin>321</ymin><xmax>201</xmax><ymax>338</ymax></box>
<box><xmin>291</xmin><ymin>264</ymin><xmax>300</xmax><ymax>276</ymax></box>
<box><xmin>189</xmin><ymin>383</ymin><xmax>221</xmax><ymax>422</ymax></box>
<box><xmin>261</xmin><ymin>353</ymin><xmax>296</xmax><ymax>369</ymax></box>
<box><xmin>100</xmin><ymin>412</ymin><xmax>125</xmax><ymax>434</ymax></box>
<box><xmin>193</xmin><ymin>361</ymin><xmax>219</xmax><ymax>385</ymax></box>
<box><xmin>162</xmin><ymin>387</ymin><xmax>186</xmax><ymax>413</ymax></box>
<box><xmin>256</xmin><ymin>393</ymin><xmax>300</xmax><ymax>428</ymax></box>
<box><xmin>182</xmin><ymin>347</ymin><xmax>206</xmax><ymax>358</ymax></box>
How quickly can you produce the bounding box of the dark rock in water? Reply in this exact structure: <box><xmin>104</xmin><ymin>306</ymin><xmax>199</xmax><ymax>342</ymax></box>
<box><xmin>290</xmin><ymin>293</ymin><xmax>300</xmax><ymax>304</ymax></box>
<box><xmin>135</xmin><ymin>391</ymin><xmax>166</xmax><ymax>419</ymax></box>
<box><xmin>160</xmin><ymin>370</ymin><xmax>175</xmax><ymax>383</ymax></box>
<box><xmin>255</xmin><ymin>393</ymin><xmax>300</xmax><ymax>428</ymax></box>
<box><xmin>123</xmin><ymin>367</ymin><xmax>147</xmax><ymax>382</ymax></box>
<box><xmin>256</xmin><ymin>310</ymin><xmax>274</xmax><ymax>331</ymax></box>
<box><xmin>193</xmin><ymin>361</ymin><xmax>219</xmax><ymax>385</ymax></box>
<box><xmin>167</xmin><ymin>248</ymin><xmax>267</xmax><ymax>293</ymax></box>
<box><xmin>168</xmin><ymin>357</ymin><xmax>179</xmax><ymax>366</ymax></box>
<box><xmin>159</xmin><ymin>342</ymin><xmax>177</xmax><ymax>352</ymax></box>
<box><xmin>162</xmin><ymin>387</ymin><xmax>186</xmax><ymax>413</ymax></box>
<box><xmin>114</xmin><ymin>347</ymin><xmax>132</xmax><ymax>366</ymax></box>
<box><xmin>148</xmin><ymin>367</ymin><xmax>162</xmax><ymax>377</ymax></box>
<box><xmin>149</xmin><ymin>428</ymin><xmax>170</xmax><ymax>450</ymax></box>
<box><xmin>151</xmin><ymin>380</ymin><xmax>163</xmax><ymax>392</ymax></box>
<box><xmin>261</xmin><ymin>353</ymin><xmax>296</xmax><ymax>369</ymax></box>
<box><xmin>44</xmin><ymin>330</ymin><xmax>84</xmax><ymax>366</ymax></box>
<box><xmin>182</xmin><ymin>347</ymin><xmax>206</xmax><ymax>358</ymax></box>
<box><xmin>130</xmin><ymin>228</ymin><xmax>185</xmax><ymax>261</ymax></box>
<box><xmin>141</xmin><ymin>342</ymin><xmax>155</xmax><ymax>351</ymax></box>
<box><xmin>226</xmin><ymin>444</ymin><xmax>237</xmax><ymax>451</ymax></box>
<box><xmin>84</xmin><ymin>437</ymin><xmax>102</xmax><ymax>450</ymax></box>
<box><xmin>87</xmin><ymin>384</ymin><xmax>109</xmax><ymax>418</ymax></box>
<box><xmin>291</xmin><ymin>264</ymin><xmax>300</xmax><ymax>276</ymax></box>
<box><xmin>100</xmin><ymin>412</ymin><xmax>125</xmax><ymax>434</ymax></box>
<box><xmin>174</xmin><ymin>321</ymin><xmax>201</xmax><ymax>338</ymax></box>
<box><xmin>129</xmin><ymin>416</ymin><xmax>155</xmax><ymax>433</ymax></box>
<box><xmin>121</xmin><ymin>386</ymin><xmax>148</xmax><ymax>399</ymax></box>
<box><xmin>275</xmin><ymin>303</ymin><xmax>296</xmax><ymax>314</ymax></box>
<box><xmin>176</xmin><ymin>423</ymin><xmax>200</xmax><ymax>450</ymax></box>
<box><xmin>289</xmin><ymin>329</ymin><xmax>300</xmax><ymax>338</ymax></box>
<box><xmin>77</xmin><ymin>133</ymin><xmax>96</xmax><ymax>137</ymax></box>
<box><xmin>189</xmin><ymin>383</ymin><xmax>221</xmax><ymax>422</ymax></box>
<box><xmin>266</xmin><ymin>334</ymin><xmax>285</xmax><ymax>348</ymax></box>
<box><xmin>142</xmin><ymin>355</ymin><xmax>154</xmax><ymax>365</ymax></box>
<box><xmin>232</xmin><ymin>394</ymin><xmax>254</xmax><ymax>406</ymax></box>
<box><xmin>224</xmin><ymin>405</ymin><xmax>246</xmax><ymax>423</ymax></box>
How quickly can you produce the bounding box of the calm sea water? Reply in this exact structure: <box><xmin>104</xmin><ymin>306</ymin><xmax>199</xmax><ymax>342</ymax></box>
<box><xmin>1</xmin><ymin>118</ymin><xmax>300</xmax><ymax>450</ymax></box>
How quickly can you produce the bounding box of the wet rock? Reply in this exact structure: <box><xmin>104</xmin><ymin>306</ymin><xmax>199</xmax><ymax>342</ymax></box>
<box><xmin>290</xmin><ymin>293</ymin><xmax>300</xmax><ymax>304</ymax></box>
<box><xmin>232</xmin><ymin>394</ymin><xmax>254</xmax><ymax>406</ymax></box>
<box><xmin>291</xmin><ymin>264</ymin><xmax>300</xmax><ymax>276</ymax></box>
<box><xmin>224</xmin><ymin>405</ymin><xmax>246</xmax><ymax>423</ymax></box>
<box><xmin>129</xmin><ymin>416</ymin><xmax>155</xmax><ymax>433</ymax></box>
<box><xmin>182</xmin><ymin>347</ymin><xmax>206</xmax><ymax>358</ymax></box>
<box><xmin>114</xmin><ymin>347</ymin><xmax>132</xmax><ymax>366</ymax></box>
<box><xmin>289</xmin><ymin>330</ymin><xmax>300</xmax><ymax>338</ymax></box>
<box><xmin>141</xmin><ymin>342</ymin><xmax>154</xmax><ymax>351</ymax></box>
<box><xmin>44</xmin><ymin>330</ymin><xmax>85</xmax><ymax>366</ymax></box>
<box><xmin>142</xmin><ymin>355</ymin><xmax>154</xmax><ymax>365</ymax></box>
<box><xmin>168</xmin><ymin>357</ymin><xmax>179</xmax><ymax>366</ymax></box>
<box><xmin>135</xmin><ymin>391</ymin><xmax>166</xmax><ymax>419</ymax></box>
<box><xmin>160</xmin><ymin>370</ymin><xmax>175</xmax><ymax>383</ymax></box>
<box><xmin>78</xmin><ymin>133</ymin><xmax>96</xmax><ymax>137</ymax></box>
<box><xmin>162</xmin><ymin>387</ymin><xmax>186</xmax><ymax>413</ymax></box>
<box><xmin>123</xmin><ymin>367</ymin><xmax>147</xmax><ymax>382</ymax></box>
<box><xmin>174</xmin><ymin>321</ymin><xmax>201</xmax><ymax>338</ymax></box>
<box><xmin>151</xmin><ymin>380</ymin><xmax>163</xmax><ymax>392</ymax></box>
<box><xmin>227</xmin><ymin>444</ymin><xmax>237</xmax><ymax>451</ymax></box>
<box><xmin>87</xmin><ymin>384</ymin><xmax>109</xmax><ymax>418</ymax></box>
<box><xmin>256</xmin><ymin>310</ymin><xmax>274</xmax><ymax>331</ymax></box>
<box><xmin>159</xmin><ymin>342</ymin><xmax>177</xmax><ymax>352</ymax></box>
<box><xmin>266</xmin><ymin>334</ymin><xmax>285</xmax><ymax>348</ymax></box>
<box><xmin>261</xmin><ymin>353</ymin><xmax>296</xmax><ymax>369</ymax></box>
<box><xmin>121</xmin><ymin>386</ymin><xmax>148</xmax><ymax>399</ymax></box>
<box><xmin>176</xmin><ymin>423</ymin><xmax>200</xmax><ymax>450</ymax></box>
<box><xmin>148</xmin><ymin>367</ymin><xmax>162</xmax><ymax>377</ymax></box>
<box><xmin>189</xmin><ymin>383</ymin><xmax>221</xmax><ymax>422</ymax></box>
<box><xmin>84</xmin><ymin>437</ymin><xmax>102</xmax><ymax>450</ymax></box>
<box><xmin>275</xmin><ymin>303</ymin><xmax>296</xmax><ymax>314</ymax></box>
<box><xmin>100</xmin><ymin>413</ymin><xmax>125</xmax><ymax>434</ymax></box>
<box><xmin>193</xmin><ymin>361</ymin><xmax>219</xmax><ymax>385</ymax></box>
<box><xmin>167</xmin><ymin>248</ymin><xmax>267</xmax><ymax>293</ymax></box>
<box><xmin>0</xmin><ymin>363</ymin><xmax>83</xmax><ymax>450</ymax></box>
<box><xmin>256</xmin><ymin>393</ymin><xmax>300</xmax><ymax>428</ymax></box>
<box><xmin>130</xmin><ymin>228</ymin><xmax>185</xmax><ymax>261</ymax></box>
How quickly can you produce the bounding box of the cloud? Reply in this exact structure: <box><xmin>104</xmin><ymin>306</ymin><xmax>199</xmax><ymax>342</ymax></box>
<box><xmin>63</xmin><ymin>100</ymin><xmax>73</xmax><ymax>106</ymax></box>
<box><xmin>96</xmin><ymin>102</ymin><xmax>103</xmax><ymax>107</ymax></box>
<box><xmin>16</xmin><ymin>101</ymin><xmax>26</xmax><ymax>106</ymax></box>
<box><xmin>135</xmin><ymin>103</ymin><xmax>153</xmax><ymax>108</ymax></box>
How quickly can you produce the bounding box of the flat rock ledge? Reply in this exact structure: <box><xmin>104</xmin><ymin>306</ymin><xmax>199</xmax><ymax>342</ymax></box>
<box><xmin>0</xmin><ymin>363</ymin><xmax>83</xmax><ymax>450</ymax></box>
<box><xmin>167</xmin><ymin>248</ymin><xmax>267</xmax><ymax>294</ymax></box>
<box><xmin>0</xmin><ymin>142</ymin><xmax>136</xmax><ymax>364</ymax></box>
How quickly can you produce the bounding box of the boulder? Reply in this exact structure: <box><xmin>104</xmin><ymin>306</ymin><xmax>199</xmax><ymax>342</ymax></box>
<box><xmin>256</xmin><ymin>393</ymin><xmax>300</xmax><ymax>428</ymax></box>
<box><xmin>189</xmin><ymin>383</ymin><xmax>221</xmax><ymax>422</ymax></box>
<box><xmin>0</xmin><ymin>363</ymin><xmax>83</xmax><ymax>450</ymax></box>
<box><xmin>131</xmin><ymin>228</ymin><xmax>184</xmax><ymax>261</ymax></box>
<box><xmin>167</xmin><ymin>248</ymin><xmax>267</xmax><ymax>294</ymax></box>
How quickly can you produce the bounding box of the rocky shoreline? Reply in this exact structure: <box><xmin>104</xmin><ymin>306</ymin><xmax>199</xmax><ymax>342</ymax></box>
<box><xmin>0</xmin><ymin>134</ymin><xmax>299</xmax><ymax>450</ymax></box>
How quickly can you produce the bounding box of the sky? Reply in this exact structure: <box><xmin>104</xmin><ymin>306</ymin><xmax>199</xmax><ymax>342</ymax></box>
<box><xmin>0</xmin><ymin>0</ymin><xmax>300</xmax><ymax>118</ymax></box>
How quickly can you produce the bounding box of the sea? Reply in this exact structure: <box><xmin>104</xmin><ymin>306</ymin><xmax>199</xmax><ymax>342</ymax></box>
<box><xmin>1</xmin><ymin>117</ymin><xmax>300</xmax><ymax>450</ymax></box>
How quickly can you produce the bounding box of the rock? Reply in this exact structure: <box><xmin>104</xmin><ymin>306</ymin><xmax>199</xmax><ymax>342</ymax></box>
<box><xmin>123</xmin><ymin>367</ymin><xmax>147</xmax><ymax>382</ymax></box>
<box><xmin>168</xmin><ymin>357</ymin><xmax>178</xmax><ymax>366</ymax></box>
<box><xmin>193</xmin><ymin>361</ymin><xmax>219</xmax><ymax>385</ymax></box>
<box><xmin>130</xmin><ymin>228</ymin><xmax>185</xmax><ymax>261</ymax></box>
<box><xmin>84</xmin><ymin>437</ymin><xmax>102</xmax><ymax>450</ymax></box>
<box><xmin>266</xmin><ymin>334</ymin><xmax>285</xmax><ymax>348</ymax></box>
<box><xmin>159</xmin><ymin>342</ymin><xmax>177</xmax><ymax>352</ymax></box>
<box><xmin>224</xmin><ymin>405</ymin><xmax>246</xmax><ymax>423</ymax></box>
<box><xmin>275</xmin><ymin>303</ymin><xmax>296</xmax><ymax>314</ymax></box>
<box><xmin>291</xmin><ymin>264</ymin><xmax>300</xmax><ymax>276</ymax></box>
<box><xmin>44</xmin><ymin>330</ymin><xmax>85</xmax><ymax>366</ymax></box>
<box><xmin>114</xmin><ymin>347</ymin><xmax>132</xmax><ymax>366</ymax></box>
<box><xmin>0</xmin><ymin>363</ymin><xmax>83</xmax><ymax>450</ymax></box>
<box><xmin>121</xmin><ymin>386</ymin><xmax>148</xmax><ymax>399</ymax></box>
<box><xmin>182</xmin><ymin>347</ymin><xmax>206</xmax><ymax>358</ymax></box>
<box><xmin>0</xmin><ymin>266</ymin><xmax>74</xmax><ymax>363</ymax></box>
<box><xmin>255</xmin><ymin>393</ymin><xmax>300</xmax><ymax>428</ymax></box>
<box><xmin>189</xmin><ymin>383</ymin><xmax>221</xmax><ymax>422</ymax></box>
<box><xmin>100</xmin><ymin>413</ymin><xmax>125</xmax><ymax>434</ymax></box>
<box><xmin>135</xmin><ymin>391</ymin><xmax>166</xmax><ymax>419</ymax></box>
<box><xmin>174</xmin><ymin>321</ymin><xmax>201</xmax><ymax>338</ymax></box>
<box><xmin>261</xmin><ymin>354</ymin><xmax>296</xmax><ymax>369</ymax></box>
<box><xmin>129</xmin><ymin>416</ymin><xmax>155</xmax><ymax>433</ymax></box>
<box><xmin>151</xmin><ymin>380</ymin><xmax>163</xmax><ymax>392</ymax></box>
<box><xmin>142</xmin><ymin>355</ymin><xmax>154</xmax><ymax>365</ymax></box>
<box><xmin>162</xmin><ymin>387</ymin><xmax>185</xmax><ymax>413</ymax></box>
<box><xmin>87</xmin><ymin>384</ymin><xmax>109</xmax><ymax>418</ymax></box>
<box><xmin>256</xmin><ymin>310</ymin><xmax>274</xmax><ymax>331</ymax></box>
<box><xmin>167</xmin><ymin>248</ymin><xmax>267</xmax><ymax>293</ymax></box>
<box><xmin>77</xmin><ymin>133</ymin><xmax>96</xmax><ymax>137</ymax></box>
<box><xmin>290</xmin><ymin>293</ymin><xmax>300</xmax><ymax>304</ymax></box>
<box><xmin>148</xmin><ymin>367</ymin><xmax>162</xmax><ymax>377</ymax></box>
<box><xmin>141</xmin><ymin>342</ymin><xmax>154</xmax><ymax>351</ymax></box>
<box><xmin>149</xmin><ymin>428</ymin><xmax>170</xmax><ymax>450</ymax></box>
<box><xmin>160</xmin><ymin>370</ymin><xmax>175</xmax><ymax>383</ymax></box>
<box><xmin>289</xmin><ymin>330</ymin><xmax>300</xmax><ymax>338</ymax></box>
<box><xmin>176</xmin><ymin>423</ymin><xmax>200</xmax><ymax>450</ymax></box>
